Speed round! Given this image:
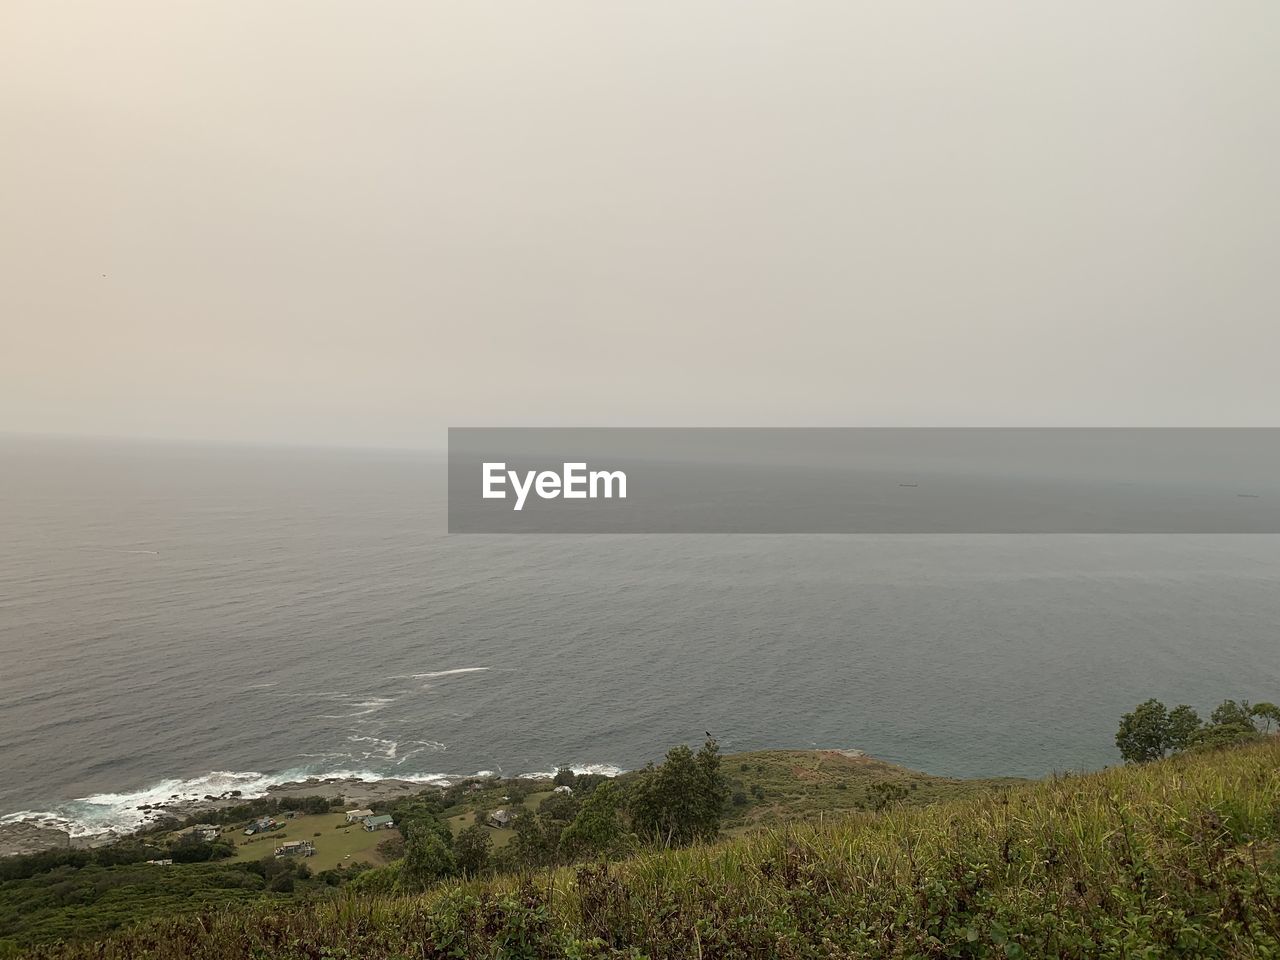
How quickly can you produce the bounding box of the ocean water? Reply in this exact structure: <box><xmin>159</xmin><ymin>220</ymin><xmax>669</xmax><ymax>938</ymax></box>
<box><xmin>3</xmin><ymin>436</ymin><xmax>1280</xmax><ymax>838</ymax></box>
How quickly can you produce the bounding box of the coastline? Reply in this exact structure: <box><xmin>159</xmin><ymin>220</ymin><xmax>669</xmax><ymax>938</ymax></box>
<box><xmin>0</xmin><ymin>771</ymin><xmax>563</xmax><ymax>858</ymax></box>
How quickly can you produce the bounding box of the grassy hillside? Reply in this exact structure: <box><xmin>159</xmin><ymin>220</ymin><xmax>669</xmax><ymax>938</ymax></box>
<box><xmin>715</xmin><ymin>748</ymin><xmax>1025</xmax><ymax>832</ymax></box>
<box><xmin>430</xmin><ymin>751</ymin><xmax>1019</xmax><ymax>851</ymax></box>
<box><xmin>20</xmin><ymin>740</ymin><xmax>1280</xmax><ymax>959</ymax></box>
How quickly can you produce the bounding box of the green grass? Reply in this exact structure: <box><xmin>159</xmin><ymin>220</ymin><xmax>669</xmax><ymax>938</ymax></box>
<box><xmin>717</xmin><ymin>748</ymin><xmax>1026</xmax><ymax>833</ymax></box>
<box><xmin>225</xmin><ymin>813</ymin><xmax>395</xmax><ymax>872</ymax></box>
<box><xmin>445</xmin><ymin>814</ymin><xmax>515</xmax><ymax>849</ymax></box>
<box><xmin>21</xmin><ymin>740</ymin><xmax>1280</xmax><ymax>959</ymax></box>
<box><xmin>443</xmin><ymin>788</ymin><xmax>557</xmax><ymax>849</ymax></box>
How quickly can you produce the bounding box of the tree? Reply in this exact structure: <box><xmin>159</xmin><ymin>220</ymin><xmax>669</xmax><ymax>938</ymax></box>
<box><xmin>169</xmin><ymin>836</ymin><xmax>221</xmax><ymax>863</ymax></box>
<box><xmin>389</xmin><ymin>799</ymin><xmax>451</xmax><ymax>845</ymax></box>
<box><xmin>1210</xmin><ymin>699</ymin><xmax>1255</xmax><ymax>729</ymax></box>
<box><xmin>539</xmin><ymin>791</ymin><xmax>581</xmax><ymax>825</ymax></box>
<box><xmin>553</xmin><ymin>767</ymin><xmax>576</xmax><ymax>788</ymax></box>
<box><xmin>561</xmin><ymin>780</ymin><xmax>628</xmax><ymax>859</ymax></box>
<box><xmin>627</xmin><ymin>738</ymin><xmax>730</xmax><ymax>847</ymax></box>
<box><xmin>267</xmin><ymin>872</ymin><xmax>295</xmax><ymax>893</ymax></box>
<box><xmin>453</xmin><ymin>824</ymin><xmax>492</xmax><ymax>877</ymax></box>
<box><xmin>1166</xmin><ymin>704</ymin><xmax>1203</xmax><ymax>751</ymax></box>
<box><xmin>1187</xmin><ymin>722</ymin><xmax>1260</xmax><ymax>751</ymax></box>
<box><xmin>400</xmin><ymin>821</ymin><xmax>455</xmax><ymax>888</ymax></box>
<box><xmin>1116</xmin><ymin>699</ymin><xmax>1173</xmax><ymax>764</ymax></box>
<box><xmin>510</xmin><ymin>811</ymin><xmax>559</xmax><ymax>869</ymax></box>
<box><xmin>694</xmin><ymin>737</ymin><xmax>731</xmax><ymax>837</ymax></box>
<box><xmin>1251</xmin><ymin>702</ymin><xmax>1280</xmax><ymax>733</ymax></box>
<box><xmin>867</xmin><ymin>781</ymin><xmax>908</xmax><ymax>812</ymax></box>
<box><xmin>1117</xmin><ymin>697</ymin><xmax>1266</xmax><ymax>763</ymax></box>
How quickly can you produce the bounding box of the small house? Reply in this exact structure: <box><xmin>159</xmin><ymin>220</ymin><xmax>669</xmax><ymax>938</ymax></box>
<box><xmin>188</xmin><ymin>823</ymin><xmax>220</xmax><ymax>842</ymax></box>
<box><xmin>362</xmin><ymin>814</ymin><xmax>395</xmax><ymax>832</ymax></box>
<box><xmin>488</xmin><ymin>809</ymin><xmax>515</xmax><ymax>828</ymax></box>
<box><xmin>553</xmin><ymin>785</ymin><xmax>573</xmax><ymax>794</ymax></box>
<box><xmin>274</xmin><ymin>840</ymin><xmax>316</xmax><ymax>858</ymax></box>
<box><xmin>244</xmin><ymin>817</ymin><xmax>275</xmax><ymax>836</ymax></box>
<box><xmin>345</xmin><ymin>808</ymin><xmax>374</xmax><ymax>823</ymax></box>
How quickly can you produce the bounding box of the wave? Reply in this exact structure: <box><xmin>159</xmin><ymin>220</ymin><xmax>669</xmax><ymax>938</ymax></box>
<box><xmin>0</xmin><ymin>770</ymin><xmax>295</xmax><ymax>838</ymax></box>
<box><xmin>402</xmin><ymin>667</ymin><xmax>490</xmax><ymax>680</ymax></box>
<box><xmin>347</xmin><ymin>735</ymin><xmax>399</xmax><ymax>760</ymax></box>
<box><xmin>518</xmin><ymin>762</ymin><xmax>626</xmax><ymax>779</ymax></box>
<box><xmin>315</xmin><ymin>695</ymin><xmax>400</xmax><ymax>719</ymax></box>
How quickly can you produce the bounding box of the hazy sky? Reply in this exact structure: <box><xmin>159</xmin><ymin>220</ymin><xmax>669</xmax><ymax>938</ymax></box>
<box><xmin>3</xmin><ymin>1</ymin><xmax>1277</xmax><ymax>447</ymax></box>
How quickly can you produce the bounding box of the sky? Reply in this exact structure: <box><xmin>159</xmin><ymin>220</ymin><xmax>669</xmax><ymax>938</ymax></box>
<box><xmin>2</xmin><ymin>1</ymin><xmax>1278</xmax><ymax>448</ymax></box>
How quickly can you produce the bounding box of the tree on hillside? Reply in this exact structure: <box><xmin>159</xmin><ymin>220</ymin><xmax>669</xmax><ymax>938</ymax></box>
<box><xmin>510</xmin><ymin>792</ymin><xmax>583</xmax><ymax>869</ymax></box>
<box><xmin>1117</xmin><ymin>697</ymin><xmax>1272</xmax><ymax>763</ymax></box>
<box><xmin>1186</xmin><ymin>699</ymin><xmax>1262</xmax><ymax>751</ymax></box>
<box><xmin>453</xmin><ymin>824</ymin><xmax>492</xmax><ymax>878</ymax></box>
<box><xmin>1251</xmin><ymin>702</ymin><xmax>1280</xmax><ymax>733</ymax></box>
<box><xmin>400</xmin><ymin>820</ymin><xmax>455</xmax><ymax>888</ymax></box>
<box><xmin>867</xmin><ymin>781</ymin><xmax>909</xmax><ymax>812</ymax></box>
<box><xmin>627</xmin><ymin>738</ymin><xmax>730</xmax><ymax>847</ymax></box>
<box><xmin>1210</xmin><ymin>699</ymin><xmax>1255</xmax><ymax>729</ymax></box>
<box><xmin>695</xmin><ymin>737</ymin><xmax>731</xmax><ymax>831</ymax></box>
<box><xmin>389</xmin><ymin>799</ymin><xmax>450</xmax><ymax>842</ymax></box>
<box><xmin>510</xmin><ymin>811</ymin><xmax>560</xmax><ymax>868</ymax></box>
<box><xmin>538</xmin><ymin>791</ymin><xmax>581</xmax><ymax>824</ymax></box>
<box><xmin>561</xmin><ymin>780</ymin><xmax>629</xmax><ymax>859</ymax></box>
<box><xmin>1116</xmin><ymin>699</ymin><xmax>1170</xmax><ymax>763</ymax></box>
<box><xmin>1116</xmin><ymin>699</ymin><xmax>1191</xmax><ymax>764</ymax></box>
<box><xmin>1187</xmin><ymin>722</ymin><xmax>1261</xmax><ymax>751</ymax></box>
<box><xmin>1166</xmin><ymin>704</ymin><xmax>1203</xmax><ymax>751</ymax></box>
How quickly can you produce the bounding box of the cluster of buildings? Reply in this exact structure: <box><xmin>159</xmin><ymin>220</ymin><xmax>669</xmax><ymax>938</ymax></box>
<box><xmin>162</xmin><ymin>806</ymin><xmax>399</xmax><ymax>868</ymax></box>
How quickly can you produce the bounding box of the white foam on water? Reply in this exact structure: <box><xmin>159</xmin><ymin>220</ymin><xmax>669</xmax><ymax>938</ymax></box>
<box><xmin>316</xmin><ymin>694</ymin><xmax>400</xmax><ymax>719</ymax></box>
<box><xmin>0</xmin><ymin>770</ymin><xmax>292</xmax><ymax>838</ymax></box>
<box><xmin>402</xmin><ymin>667</ymin><xmax>490</xmax><ymax>680</ymax></box>
<box><xmin>347</xmin><ymin>735</ymin><xmax>398</xmax><ymax>760</ymax></box>
<box><xmin>0</xmin><ymin>759</ymin><xmax>621</xmax><ymax>839</ymax></box>
<box><xmin>518</xmin><ymin>762</ymin><xmax>626</xmax><ymax>780</ymax></box>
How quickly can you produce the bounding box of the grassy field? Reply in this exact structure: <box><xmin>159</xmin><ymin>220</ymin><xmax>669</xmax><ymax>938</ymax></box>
<box><xmin>224</xmin><ymin>812</ymin><xmax>396</xmax><ymax>872</ymax></box>
<box><xmin>444</xmin><ymin>788</ymin><xmax>556</xmax><ymax>849</ymax></box>
<box><xmin>24</xmin><ymin>740</ymin><xmax>1280</xmax><ymax>959</ymax></box>
<box><xmin>717</xmin><ymin>748</ymin><xmax>1026</xmax><ymax>832</ymax></box>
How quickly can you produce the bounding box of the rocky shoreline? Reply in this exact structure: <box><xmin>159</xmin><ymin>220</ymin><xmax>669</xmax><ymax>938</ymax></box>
<box><xmin>0</xmin><ymin>774</ymin><xmax>488</xmax><ymax>858</ymax></box>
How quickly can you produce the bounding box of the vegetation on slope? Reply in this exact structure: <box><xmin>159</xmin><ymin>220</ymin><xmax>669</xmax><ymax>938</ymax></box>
<box><xmin>716</xmin><ymin>749</ymin><xmax>1024</xmax><ymax>833</ymax></box>
<box><xmin>20</xmin><ymin>738</ymin><xmax>1280</xmax><ymax>959</ymax></box>
<box><xmin>0</xmin><ymin>744</ymin><xmax>997</xmax><ymax>952</ymax></box>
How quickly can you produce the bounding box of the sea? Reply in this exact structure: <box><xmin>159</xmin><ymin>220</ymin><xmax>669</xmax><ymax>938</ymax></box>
<box><xmin>3</xmin><ymin>435</ymin><xmax>1280</xmax><ymax>839</ymax></box>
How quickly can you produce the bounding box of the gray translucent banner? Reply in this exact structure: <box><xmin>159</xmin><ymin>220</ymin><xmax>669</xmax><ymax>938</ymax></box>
<box><xmin>448</xmin><ymin>428</ymin><xmax>1280</xmax><ymax>533</ymax></box>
